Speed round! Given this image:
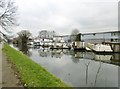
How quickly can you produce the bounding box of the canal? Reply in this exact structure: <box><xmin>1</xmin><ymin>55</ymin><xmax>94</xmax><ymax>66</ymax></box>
<box><xmin>11</xmin><ymin>45</ymin><xmax>119</xmax><ymax>87</ymax></box>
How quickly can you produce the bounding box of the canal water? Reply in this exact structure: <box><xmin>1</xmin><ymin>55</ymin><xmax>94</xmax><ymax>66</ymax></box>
<box><xmin>11</xmin><ymin>45</ymin><xmax>119</xmax><ymax>87</ymax></box>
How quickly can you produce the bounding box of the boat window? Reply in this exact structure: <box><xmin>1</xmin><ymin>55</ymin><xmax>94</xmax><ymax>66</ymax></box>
<box><xmin>115</xmin><ymin>39</ymin><xmax>118</xmax><ymax>42</ymax></box>
<box><xmin>93</xmin><ymin>33</ymin><xmax>96</xmax><ymax>36</ymax></box>
<box><xmin>111</xmin><ymin>32</ymin><xmax>117</xmax><ymax>36</ymax></box>
<box><xmin>111</xmin><ymin>39</ymin><xmax>113</xmax><ymax>42</ymax></box>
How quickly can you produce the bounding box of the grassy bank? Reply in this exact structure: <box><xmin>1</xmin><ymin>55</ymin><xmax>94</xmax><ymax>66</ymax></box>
<box><xmin>3</xmin><ymin>43</ymin><xmax>69</xmax><ymax>88</ymax></box>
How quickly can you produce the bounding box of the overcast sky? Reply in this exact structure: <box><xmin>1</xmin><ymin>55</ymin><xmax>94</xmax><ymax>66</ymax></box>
<box><xmin>11</xmin><ymin>0</ymin><xmax>119</xmax><ymax>36</ymax></box>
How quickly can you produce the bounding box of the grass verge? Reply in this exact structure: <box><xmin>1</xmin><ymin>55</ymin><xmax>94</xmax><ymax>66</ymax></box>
<box><xmin>3</xmin><ymin>43</ymin><xmax>70</xmax><ymax>88</ymax></box>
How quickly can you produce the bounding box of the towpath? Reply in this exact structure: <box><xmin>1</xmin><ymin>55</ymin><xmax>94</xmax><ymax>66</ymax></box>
<box><xmin>0</xmin><ymin>43</ymin><xmax>2</xmax><ymax>88</ymax></box>
<box><xmin>0</xmin><ymin>42</ymin><xmax>24</xmax><ymax>88</ymax></box>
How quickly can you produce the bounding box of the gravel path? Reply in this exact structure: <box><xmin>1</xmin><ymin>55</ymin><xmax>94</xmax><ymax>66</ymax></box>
<box><xmin>1</xmin><ymin>43</ymin><xmax>24</xmax><ymax>88</ymax></box>
<box><xmin>0</xmin><ymin>43</ymin><xmax>2</xmax><ymax>88</ymax></box>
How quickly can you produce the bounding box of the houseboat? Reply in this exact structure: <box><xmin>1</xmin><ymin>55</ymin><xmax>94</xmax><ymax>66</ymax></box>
<box><xmin>73</xmin><ymin>41</ymin><xmax>86</xmax><ymax>51</ymax></box>
<box><xmin>81</xmin><ymin>31</ymin><xmax>120</xmax><ymax>53</ymax></box>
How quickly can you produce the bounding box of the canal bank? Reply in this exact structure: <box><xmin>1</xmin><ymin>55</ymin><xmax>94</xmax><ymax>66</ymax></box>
<box><xmin>2</xmin><ymin>43</ymin><xmax>69</xmax><ymax>87</ymax></box>
<box><xmin>0</xmin><ymin>43</ymin><xmax>2</xmax><ymax>88</ymax></box>
<box><xmin>6</xmin><ymin>43</ymin><xmax>119</xmax><ymax>87</ymax></box>
<box><xmin>1</xmin><ymin>42</ymin><xmax>24</xmax><ymax>87</ymax></box>
<box><xmin>28</xmin><ymin>46</ymin><xmax>119</xmax><ymax>87</ymax></box>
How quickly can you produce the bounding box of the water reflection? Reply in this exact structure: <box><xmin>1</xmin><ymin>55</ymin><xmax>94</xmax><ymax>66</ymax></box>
<box><xmin>85</xmin><ymin>61</ymin><xmax>90</xmax><ymax>87</ymax></box>
<box><xmin>11</xmin><ymin>45</ymin><xmax>119</xmax><ymax>66</ymax></box>
<box><xmin>51</xmin><ymin>49</ymin><xmax>63</xmax><ymax>58</ymax></box>
<box><xmin>38</xmin><ymin>48</ymin><xmax>50</xmax><ymax>57</ymax></box>
<box><xmin>94</xmin><ymin>62</ymin><xmax>101</xmax><ymax>87</ymax></box>
<box><xmin>13</xmin><ymin>44</ymin><xmax>32</xmax><ymax>56</ymax></box>
<box><xmin>11</xmin><ymin>45</ymin><xmax>119</xmax><ymax>87</ymax></box>
<box><xmin>33</xmin><ymin>46</ymin><xmax>40</xmax><ymax>49</ymax></box>
<box><xmin>38</xmin><ymin>49</ymin><xmax>64</xmax><ymax>58</ymax></box>
<box><xmin>37</xmin><ymin>47</ymin><xmax>120</xmax><ymax>66</ymax></box>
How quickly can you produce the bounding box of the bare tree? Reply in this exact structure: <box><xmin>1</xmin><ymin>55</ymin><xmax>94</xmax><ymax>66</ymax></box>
<box><xmin>71</xmin><ymin>29</ymin><xmax>79</xmax><ymax>35</ymax></box>
<box><xmin>17</xmin><ymin>30</ymin><xmax>31</xmax><ymax>45</ymax></box>
<box><xmin>0</xmin><ymin>0</ymin><xmax>18</xmax><ymax>31</ymax></box>
<box><xmin>71</xmin><ymin>29</ymin><xmax>81</xmax><ymax>41</ymax></box>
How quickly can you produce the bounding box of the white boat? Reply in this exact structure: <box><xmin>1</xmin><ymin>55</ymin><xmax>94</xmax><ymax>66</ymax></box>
<box><xmin>93</xmin><ymin>44</ymin><xmax>113</xmax><ymax>53</ymax></box>
<box><xmin>86</xmin><ymin>43</ymin><xmax>113</xmax><ymax>53</ymax></box>
<box><xmin>86</xmin><ymin>47</ymin><xmax>91</xmax><ymax>51</ymax></box>
<box><xmin>27</xmin><ymin>42</ymin><xmax>33</xmax><ymax>45</ymax></box>
<box><xmin>94</xmin><ymin>54</ymin><xmax>112</xmax><ymax>61</ymax></box>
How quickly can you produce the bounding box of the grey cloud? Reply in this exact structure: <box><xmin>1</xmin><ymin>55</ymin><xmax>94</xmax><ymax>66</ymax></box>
<box><xmin>14</xmin><ymin>0</ymin><xmax>118</xmax><ymax>35</ymax></box>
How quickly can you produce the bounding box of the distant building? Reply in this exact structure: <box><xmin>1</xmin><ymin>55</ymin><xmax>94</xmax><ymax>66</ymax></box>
<box><xmin>39</xmin><ymin>30</ymin><xmax>120</xmax><ymax>45</ymax></box>
<box><xmin>38</xmin><ymin>30</ymin><xmax>56</xmax><ymax>39</ymax></box>
<box><xmin>53</xmin><ymin>35</ymin><xmax>77</xmax><ymax>43</ymax></box>
<box><xmin>81</xmin><ymin>31</ymin><xmax>120</xmax><ymax>44</ymax></box>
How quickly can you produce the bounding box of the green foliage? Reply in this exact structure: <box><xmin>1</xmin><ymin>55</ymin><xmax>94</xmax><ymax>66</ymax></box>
<box><xmin>3</xmin><ymin>43</ymin><xmax>70</xmax><ymax>88</ymax></box>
